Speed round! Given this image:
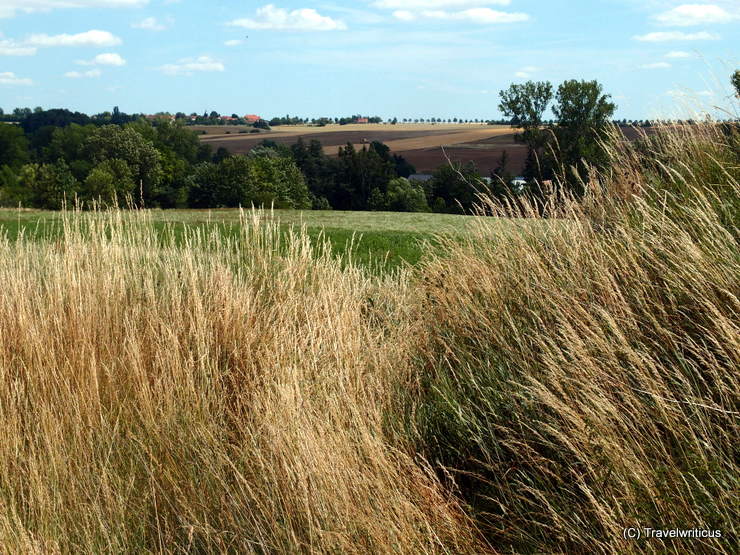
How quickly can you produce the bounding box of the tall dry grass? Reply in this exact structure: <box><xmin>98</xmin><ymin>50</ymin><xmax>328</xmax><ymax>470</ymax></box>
<box><xmin>413</xmin><ymin>122</ymin><xmax>739</xmax><ymax>553</ymax></box>
<box><xmin>0</xmin><ymin>122</ymin><xmax>737</xmax><ymax>553</ymax></box>
<box><xmin>0</xmin><ymin>212</ymin><xmax>480</xmax><ymax>552</ymax></box>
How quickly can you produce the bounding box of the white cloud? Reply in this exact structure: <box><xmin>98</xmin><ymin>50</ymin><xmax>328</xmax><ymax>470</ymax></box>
<box><xmin>393</xmin><ymin>9</ymin><xmax>416</xmax><ymax>20</ymax></box>
<box><xmin>381</xmin><ymin>0</ymin><xmax>528</xmax><ymax>24</ymax></box>
<box><xmin>654</xmin><ymin>4</ymin><xmax>738</xmax><ymax>27</ymax></box>
<box><xmin>26</xmin><ymin>30</ymin><xmax>122</xmax><ymax>47</ymax></box>
<box><xmin>392</xmin><ymin>7</ymin><xmax>528</xmax><ymax>23</ymax></box>
<box><xmin>0</xmin><ymin>38</ymin><xmax>37</xmax><ymax>55</ymax></box>
<box><xmin>633</xmin><ymin>31</ymin><xmax>719</xmax><ymax>42</ymax></box>
<box><xmin>0</xmin><ymin>0</ymin><xmax>147</xmax><ymax>19</ymax></box>
<box><xmin>158</xmin><ymin>55</ymin><xmax>225</xmax><ymax>76</ymax></box>
<box><xmin>224</xmin><ymin>39</ymin><xmax>244</xmax><ymax>46</ymax></box>
<box><xmin>65</xmin><ymin>68</ymin><xmax>102</xmax><ymax>78</ymax></box>
<box><xmin>0</xmin><ymin>71</ymin><xmax>32</xmax><ymax>85</ymax></box>
<box><xmin>665</xmin><ymin>50</ymin><xmax>693</xmax><ymax>58</ymax></box>
<box><xmin>374</xmin><ymin>0</ymin><xmax>512</xmax><ymax>7</ymax></box>
<box><xmin>77</xmin><ymin>52</ymin><xmax>126</xmax><ymax>65</ymax></box>
<box><xmin>228</xmin><ymin>4</ymin><xmax>347</xmax><ymax>31</ymax></box>
<box><xmin>132</xmin><ymin>16</ymin><xmax>168</xmax><ymax>31</ymax></box>
<box><xmin>639</xmin><ymin>61</ymin><xmax>671</xmax><ymax>69</ymax></box>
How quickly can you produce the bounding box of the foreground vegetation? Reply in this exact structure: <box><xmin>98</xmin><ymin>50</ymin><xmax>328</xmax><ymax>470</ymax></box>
<box><xmin>0</xmin><ymin>121</ymin><xmax>737</xmax><ymax>553</ymax></box>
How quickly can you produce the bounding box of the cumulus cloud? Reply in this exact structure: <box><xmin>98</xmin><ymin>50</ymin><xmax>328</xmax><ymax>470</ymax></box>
<box><xmin>229</xmin><ymin>4</ymin><xmax>347</xmax><ymax>31</ymax></box>
<box><xmin>65</xmin><ymin>68</ymin><xmax>102</xmax><ymax>78</ymax></box>
<box><xmin>0</xmin><ymin>71</ymin><xmax>32</xmax><ymax>85</ymax></box>
<box><xmin>77</xmin><ymin>52</ymin><xmax>126</xmax><ymax>65</ymax></box>
<box><xmin>639</xmin><ymin>62</ymin><xmax>671</xmax><ymax>69</ymax></box>
<box><xmin>0</xmin><ymin>38</ymin><xmax>37</xmax><ymax>56</ymax></box>
<box><xmin>0</xmin><ymin>0</ymin><xmax>147</xmax><ymax>19</ymax></box>
<box><xmin>392</xmin><ymin>7</ymin><xmax>528</xmax><ymax>22</ymax></box>
<box><xmin>633</xmin><ymin>31</ymin><xmax>719</xmax><ymax>42</ymax></box>
<box><xmin>654</xmin><ymin>4</ymin><xmax>738</xmax><ymax>27</ymax></box>
<box><xmin>132</xmin><ymin>17</ymin><xmax>168</xmax><ymax>31</ymax></box>
<box><xmin>158</xmin><ymin>55</ymin><xmax>224</xmax><ymax>76</ymax></box>
<box><xmin>26</xmin><ymin>30</ymin><xmax>122</xmax><ymax>47</ymax></box>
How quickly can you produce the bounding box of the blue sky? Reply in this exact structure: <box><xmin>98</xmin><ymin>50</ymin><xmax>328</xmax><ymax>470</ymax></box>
<box><xmin>1</xmin><ymin>1</ymin><xmax>738</xmax><ymax>120</ymax></box>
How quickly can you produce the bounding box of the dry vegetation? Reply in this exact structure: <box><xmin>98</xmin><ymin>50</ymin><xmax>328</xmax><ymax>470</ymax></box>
<box><xmin>0</xmin><ymin>123</ymin><xmax>737</xmax><ymax>553</ymax></box>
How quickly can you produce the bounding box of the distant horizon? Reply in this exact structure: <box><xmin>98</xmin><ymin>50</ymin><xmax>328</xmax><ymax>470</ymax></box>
<box><xmin>4</xmin><ymin>107</ymin><xmax>735</xmax><ymax>124</ymax></box>
<box><xmin>1</xmin><ymin>1</ymin><xmax>738</xmax><ymax>121</ymax></box>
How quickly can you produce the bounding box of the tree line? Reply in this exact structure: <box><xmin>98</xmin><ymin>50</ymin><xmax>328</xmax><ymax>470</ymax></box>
<box><xmin>0</xmin><ymin>108</ymin><xmax>492</xmax><ymax>213</ymax></box>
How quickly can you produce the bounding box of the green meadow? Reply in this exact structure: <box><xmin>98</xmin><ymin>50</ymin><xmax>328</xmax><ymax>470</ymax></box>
<box><xmin>0</xmin><ymin>208</ymin><xmax>490</xmax><ymax>271</ymax></box>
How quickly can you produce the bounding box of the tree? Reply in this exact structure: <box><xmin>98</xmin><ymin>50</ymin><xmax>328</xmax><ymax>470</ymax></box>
<box><xmin>385</xmin><ymin>177</ymin><xmax>429</xmax><ymax>212</ymax></box>
<box><xmin>0</xmin><ymin>124</ymin><xmax>29</xmax><ymax>169</ymax></box>
<box><xmin>550</xmin><ymin>79</ymin><xmax>616</xmax><ymax>192</ymax></box>
<box><xmin>82</xmin><ymin>159</ymin><xmax>135</xmax><ymax>206</ymax></box>
<box><xmin>498</xmin><ymin>80</ymin><xmax>553</xmax><ymax>151</ymax></box>
<box><xmin>368</xmin><ymin>188</ymin><xmax>386</xmax><ymax>211</ymax></box>
<box><xmin>732</xmin><ymin>70</ymin><xmax>740</xmax><ymax>97</ymax></box>
<box><xmin>82</xmin><ymin>125</ymin><xmax>162</xmax><ymax>205</ymax></box>
<box><xmin>291</xmin><ymin>138</ymin><xmax>338</xmax><ymax>208</ymax></box>
<box><xmin>336</xmin><ymin>142</ymin><xmax>396</xmax><ymax>210</ymax></box>
<box><xmin>19</xmin><ymin>160</ymin><xmax>78</xmax><ymax>209</ymax></box>
<box><xmin>187</xmin><ymin>154</ymin><xmax>310</xmax><ymax>209</ymax></box>
<box><xmin>20</xmin><ymin>108</ymin><xmax>90</xmax><ymax>134</ymax></box>
<box><xmin>428</xmin><ymin>162</ymin><xmax>484</xmax><ymax>214</ymax></box>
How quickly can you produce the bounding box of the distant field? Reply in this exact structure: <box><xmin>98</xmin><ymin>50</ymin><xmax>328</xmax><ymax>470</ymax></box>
<box><xmin>196</xmin><ymin>123</ymin><xmax>527</xmax><ymax>175</ymax></box>
<box><xmin>0</xmin><ymin>208</ymin><xmax>498</xmax><ymax>272</ymax></box>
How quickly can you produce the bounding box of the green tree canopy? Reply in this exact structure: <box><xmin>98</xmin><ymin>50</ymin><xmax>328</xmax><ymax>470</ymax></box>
<box><xmin>187</xmin><ymin>154</ymin><xmax>310</xmax><ymax>209</ymax></box>
<box><xmin>0</xmin><ymin>124</ymin><xmax>29</xmax><ymax>169</ymax></box>
<box><xmin>82</xmin><ymin>125</ymin><xmax>162</xmax><ymax>205</ymax></box>
<box><xmin>82</xmin><ymin>159</ymin><xmax>135</xmax><ymax>206</ymax></box>
<box><xmin>18</xmin><ymin>160</ymin><xmax>78</xmax><ymax>210</ymax></box>
<box><xmin>550</xmin><ymin>79</ymin><xmax>616</xmax><ymax>191</ymax></box>
<box><xmin>498</xmin><ymin>80</ymin><xmax>553</xmax><ymax>149</ymax></box>
<box><xmin>428</xmin><ymin>162</ymin><xmax>483</xmax><ymax>214</ymax></box>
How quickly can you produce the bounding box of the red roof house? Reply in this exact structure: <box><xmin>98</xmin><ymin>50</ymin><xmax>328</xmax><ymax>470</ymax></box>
<box><xmin>244</xmin><ymin>114</ymin><xmax>261</xmax><ymax>123</ymax></box>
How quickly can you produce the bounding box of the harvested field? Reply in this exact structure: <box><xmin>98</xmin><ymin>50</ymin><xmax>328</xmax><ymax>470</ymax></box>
<box><xmin>199</xmin><ymin>123</ymin><xmax>527</xmax><ymax>175</ymax></box>
<box><xmin>401</xmin><ymin>145</ymin><xmax>528</xmax><ymax>175</ymax></box>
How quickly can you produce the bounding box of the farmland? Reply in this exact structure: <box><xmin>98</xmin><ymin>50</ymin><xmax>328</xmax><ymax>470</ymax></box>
<box><xmin>197</xmin><ymin>123</ymin><xmax>528</xmax><ymax>175</ymax></box>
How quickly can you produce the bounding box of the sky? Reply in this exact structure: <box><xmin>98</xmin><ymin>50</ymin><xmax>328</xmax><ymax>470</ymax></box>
<box><xmin>1</xmin><ymin>1</ymin><xmax>738</xmax><ymax>120</ymax></box>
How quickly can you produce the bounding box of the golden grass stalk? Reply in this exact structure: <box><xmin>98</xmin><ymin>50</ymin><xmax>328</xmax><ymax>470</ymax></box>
<box><xmin>0</xmin><ymin>210</ymin><xmax>480</xmax><ymax>552</ymax></box>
